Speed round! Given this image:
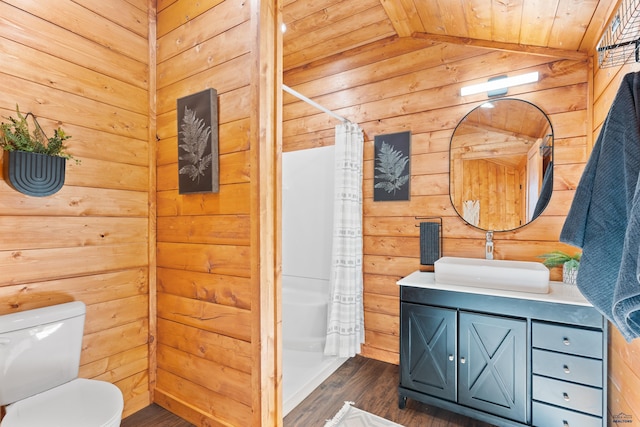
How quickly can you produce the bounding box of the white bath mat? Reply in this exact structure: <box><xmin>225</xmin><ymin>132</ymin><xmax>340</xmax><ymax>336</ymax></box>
<box><xmin>324</xmin><ymin>402</ymin><xmax>404</xmax><ymax>427</ymax></box>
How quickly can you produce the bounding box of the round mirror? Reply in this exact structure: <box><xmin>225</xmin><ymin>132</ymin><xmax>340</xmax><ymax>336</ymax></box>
<box><xmin>449</xmin><ymin>99</ymin><xmax>553</xmax><ymax>232</ymax></box>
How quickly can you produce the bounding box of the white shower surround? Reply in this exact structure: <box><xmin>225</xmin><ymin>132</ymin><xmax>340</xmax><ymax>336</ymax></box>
<box><xmin>282</xmin><ymin>145</ymin><xmax>347</xmax><ymax>415</ymax></box>
<box><xmin>281</xmin><ymin>276</ymin><xmax>347</xmax><ymax>415</ymax></box>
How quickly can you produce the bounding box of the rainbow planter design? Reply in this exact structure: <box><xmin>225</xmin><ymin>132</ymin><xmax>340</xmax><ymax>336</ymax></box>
<box><xmin>4</xmin><ymin>150</ymin><xmax>66</xmax><ymax>197</ymax></box>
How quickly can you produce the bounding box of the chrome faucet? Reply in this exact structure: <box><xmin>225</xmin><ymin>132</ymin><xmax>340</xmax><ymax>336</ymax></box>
<box><xmin>486</xmin><ymin>231</ymin><xmax>494</xmax><ymax>260</ymax></box>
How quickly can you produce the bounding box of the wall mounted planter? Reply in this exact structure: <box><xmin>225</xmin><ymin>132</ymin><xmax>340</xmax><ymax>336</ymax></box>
<box><xmin>3</xmin><ymin>150</ymin><xmax>66</xmax><ymax>197</ymax></box>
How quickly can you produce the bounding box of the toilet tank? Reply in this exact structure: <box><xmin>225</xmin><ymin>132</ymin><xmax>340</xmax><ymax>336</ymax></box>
<box><xmin>0</xmin><ymin>301</ymin><xmax>86</xmax><ymax>406</ymax></box>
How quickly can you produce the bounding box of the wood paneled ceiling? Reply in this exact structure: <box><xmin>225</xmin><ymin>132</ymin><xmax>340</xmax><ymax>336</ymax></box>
<box><xmin>283</xmin><ymin>0</ymin><xmax>617</xmax><ymax>71</ymax></box>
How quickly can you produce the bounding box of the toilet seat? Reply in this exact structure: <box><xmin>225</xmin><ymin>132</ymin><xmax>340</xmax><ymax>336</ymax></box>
<box><xmin>1</xmin><ymin>378</ymin><xmax>123</xmax><ymax>427</ymax></box>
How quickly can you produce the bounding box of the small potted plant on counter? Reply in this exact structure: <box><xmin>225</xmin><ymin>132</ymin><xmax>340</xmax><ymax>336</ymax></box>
<box><xmin>538</xmin><ymin>250</ymin><xmax>581</xmax><ymax>285</ymax></box>
<box><xmin>0</xmin><ymin>105</ymin><xmax>74</xmax><ymax>197</ymax></box>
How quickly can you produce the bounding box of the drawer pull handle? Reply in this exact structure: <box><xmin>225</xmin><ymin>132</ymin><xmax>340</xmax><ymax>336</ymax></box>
<box><xmin>563</xmin><ymin>421</ymin><xmax>569</xmax><ymax>427</ymax></box>
<box><xmin>563</xmin><ymin>365</ymin><xmax>571</xmax><ymax>374</ymax></box>
<box><xmin>563</xmin><ymin>337</ymin><xmax>571</xmax><ymax>345</ymax></box>
<box><xmin>448</xmin><ymin>354</ymin><xmax>454</xmax><ymax>361</ymax></box>
<box><xmin>563</xmin><ymin>392</ymin><xmax>570</xmax><ymax>401</ymax></box>
<box><xmin>460</xmin><ymin>357</ymin><xmax>466</xmax><ymax>364</ymax></box>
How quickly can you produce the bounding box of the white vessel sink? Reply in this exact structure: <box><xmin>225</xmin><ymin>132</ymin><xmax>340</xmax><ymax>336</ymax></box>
<box><xmin>434</xmin><ymin>256</ymin><xmax>550</xmax><ymax>294</ymax></box>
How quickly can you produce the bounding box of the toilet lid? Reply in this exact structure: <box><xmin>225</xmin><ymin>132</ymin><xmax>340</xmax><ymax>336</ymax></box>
<box><xmin>1</xmin><ymin>378</ymin><xmax>123</xmax><ymax>427</ymax></box>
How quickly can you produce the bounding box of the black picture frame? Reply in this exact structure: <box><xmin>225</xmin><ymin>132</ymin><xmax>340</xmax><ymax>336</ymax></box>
<box><xmin>373</xmin><ymin>131</ymin><xmax>411</xmax><ymax>201</ymax></box>
<box><xmin>177</xmin><ymin>88</ymin><xmax>219</xmax><ymax>194</ymax></box>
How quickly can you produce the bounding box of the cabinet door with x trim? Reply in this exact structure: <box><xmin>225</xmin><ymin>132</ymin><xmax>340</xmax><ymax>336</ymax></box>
<box><xmin>458</xmin><ymin>311</ymin><xmax>527</xmax><ymax>424</ymax></box>
<box><xmin>400</xmin><ymin>303</ymin><xmax>457</xmax><ymax>402</ymax></box>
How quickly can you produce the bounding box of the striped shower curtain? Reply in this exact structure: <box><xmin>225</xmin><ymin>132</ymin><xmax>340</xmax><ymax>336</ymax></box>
<box><xmin>324</xmin><ymin>122</ymin><xmax>365</xmax><ymax>358</ymax></box>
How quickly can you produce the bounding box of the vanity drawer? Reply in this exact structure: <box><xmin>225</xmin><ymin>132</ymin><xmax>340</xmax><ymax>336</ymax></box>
<box><xmin>532</xmin><ymin>349</ymin><xmax>602</xmax><ymax>387</ymax></box>
<box><xmin>532</xmin><ymin>322</ymin><xmax>602</xmax><ymax>358</ymax></box>
<box><xmin>533</xmin><ymin>375</ymin><xmax>602</xmax><ymax>416</ymax></box>
<box><xmin>532</xmin><ymin>401</ymin><xmax>602</xmax><ymax>427</ymax></box>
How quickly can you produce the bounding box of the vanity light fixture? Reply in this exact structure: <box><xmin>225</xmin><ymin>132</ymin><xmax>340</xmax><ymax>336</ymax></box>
<box><xmin>460</xmin><ymin>71</ymin><xmax>539</xmax><ymax>97</ymax></box>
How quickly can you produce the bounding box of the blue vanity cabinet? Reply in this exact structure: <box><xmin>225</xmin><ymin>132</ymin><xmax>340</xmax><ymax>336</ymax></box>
<box><xmin>397</xmin><ymin>276</ymin><xmax>607</xmax><ymax>427</ymax></box>
<box><xmin>399</xmin><ymin>301</ymin><xmax>528</xmax><ymax>425</ymax></box>
<box><xmin>458</xmin><ymin>311</ymin><xmax>527</xmax><ymax>423</ymax></box>
<box><xmin>400</xmin><ymin>303</ymin><xmax>457</xmax><ymax>402</ymax></box>
<box><xmin>531</xmin><ymin>321</ymin><xmax>605</xmax><ymax>427</ymax></box>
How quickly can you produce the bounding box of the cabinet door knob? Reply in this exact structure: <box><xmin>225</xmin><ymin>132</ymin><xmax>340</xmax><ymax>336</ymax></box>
<box><xmin>563</xmin><ymin>364</ymin><xmax>571</xmax><ymax>374</ymax></box>
<box><xmin>448</xmin><ymin>354</ymin><xmax>454</xmax><ymax>361</ymax></box>
<box><xmin>563</xmin><ymin>337</ymin><xmax>571</xmax><ymax>345</ymax></box>
<box><xmin>460</xmin><ymin>357</ymin><xmax>466</xmax><ymax>364</ymax></box>
<box><xmin>563</xmin><ymin>392</ymin><xmax>570</xmax><ymax>401</ymax></box>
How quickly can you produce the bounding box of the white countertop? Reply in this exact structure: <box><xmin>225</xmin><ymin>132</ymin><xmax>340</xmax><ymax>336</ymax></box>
<box><xmin>397</xmin><ymin>270</ymin><xmax>593</xmax><ymax>307</ymax></box>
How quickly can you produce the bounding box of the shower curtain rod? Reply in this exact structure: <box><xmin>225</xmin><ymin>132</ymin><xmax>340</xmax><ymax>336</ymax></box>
<box><xmin>282</xmin><ymin>84</ymin><xmax>351</xmax><ymax>124</ymax></box>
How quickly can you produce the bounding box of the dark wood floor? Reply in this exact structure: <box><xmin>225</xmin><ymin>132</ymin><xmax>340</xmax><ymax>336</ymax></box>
<box><xmin>285</xmin><ymin>355</ymin><xmax>495</xmax><ymax>427</ymax></box>
<box><xmin>121</xmin><ymin>403</ymin><xmax>195</xmax><ymax>427</ymax></box>
<box><xmin>122</xmin><ymin>355</ymin><xmax>495</xmax><ymax>426</ymax></box>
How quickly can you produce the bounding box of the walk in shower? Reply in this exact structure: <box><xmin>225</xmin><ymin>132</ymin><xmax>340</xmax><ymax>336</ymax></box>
<box><xmin>282</xmin><ymin>145</ymin><xmax>348</xmax><ymax>415</ymax></box>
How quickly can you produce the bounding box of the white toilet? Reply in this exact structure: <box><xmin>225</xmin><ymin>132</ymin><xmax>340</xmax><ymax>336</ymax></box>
<box><xmin>0</xmin><ymin>301</ymin><xmax>124</xmax><ymax>426</ymax></box>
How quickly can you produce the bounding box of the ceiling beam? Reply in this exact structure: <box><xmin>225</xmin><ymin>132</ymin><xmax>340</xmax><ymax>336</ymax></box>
<box><xmin>412</xmin><ymin>32</ymin><xmax>589</xmax><ymax>61</ymax></box>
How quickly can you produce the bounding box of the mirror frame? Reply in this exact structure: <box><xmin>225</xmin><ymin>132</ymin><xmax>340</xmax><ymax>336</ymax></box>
<box><xmin>449</xmin><ymin>98</ymin><xmax>554</xmax><ymax>232</ymax></box>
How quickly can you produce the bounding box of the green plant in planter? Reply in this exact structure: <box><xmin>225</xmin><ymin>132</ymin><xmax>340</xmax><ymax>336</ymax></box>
<box><xmin>539</xmin><ymin>250</ymin><xmax>581</xmax><ymax>284</ymax></box>
<box><xmin>1</xmin><ymin>106</ymin><xmax>78</xmax><ymax>197</ymax></box>
<box><xmin>538</xmin><ymin>250</ymin><xmax>581</xmax><ymax>269</ymax></box>
<box><xmin>0</xmin><ymin>105</ymin><xmax>73</xmax><ymax>160</ymax></box>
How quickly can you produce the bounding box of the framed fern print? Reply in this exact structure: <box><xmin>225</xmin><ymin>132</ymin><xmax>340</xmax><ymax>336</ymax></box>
<box><xmin>374</xmin><ymin>131</ymin><xmax>411</xmax><ymax>201</ymax></box>
<box><xmin>177</xmin><ymin>88</ymin><xmax>219</xmax><ymax>194</ymax></box>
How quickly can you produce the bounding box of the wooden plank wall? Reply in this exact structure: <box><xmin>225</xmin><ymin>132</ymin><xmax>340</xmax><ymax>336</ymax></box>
<box><xmin>453</xmin><ymin>158</ymin><xmax>524</xmax><ymax>231</ymax></box>
<box><xmin>283</xmin><ymin>38</ymin><xmax>590</xmax><ymax>365</ymax></box>
<box><xmin>155</xmin><ymin>0</ymin><xmax>280</xmax><ymax>426</ymax></box>
<box><xmin>0</xmin><ymin>0</ymin><xmax>153</xmax><ymax>419</ymax></box>
<box><xmin>592</xmin><ymin>29</ymin><xmax>640</xmax><ymax>426</ymax></box>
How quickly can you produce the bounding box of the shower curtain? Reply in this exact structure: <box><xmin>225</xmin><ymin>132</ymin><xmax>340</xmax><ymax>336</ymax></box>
<box><xmin>324</xmin><ymin>122</ymin><xmax>365</xmax><ymax>358</ymax></box>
